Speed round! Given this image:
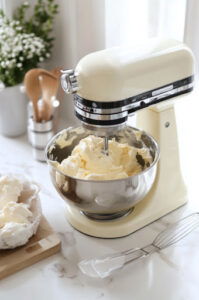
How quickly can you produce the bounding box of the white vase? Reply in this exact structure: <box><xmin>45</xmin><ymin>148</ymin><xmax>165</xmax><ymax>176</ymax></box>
<box><xmin>0</xmin><ymin>84</ymin><xmax>27</xmax><ymax>137</ymax></box>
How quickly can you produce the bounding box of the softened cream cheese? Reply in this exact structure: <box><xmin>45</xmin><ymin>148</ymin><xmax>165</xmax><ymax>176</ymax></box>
<box><xmin>0</xmin><ymin>175</ymin><xmax>37</xmax><ymax>249</ymax></box>
<box><xmin>0</xmin><ymin>202</ymin><xmax>33</xmax><ymax>228</ymax></box>
<box><xmin>0</xmin><ymin>175</ymin><xmax>23</xmax><ymax>209</ymax></box>
<box><xmin>57</xmin><ymin>135</ymin><xmax>152</xmax><ymax>180</ymax></box>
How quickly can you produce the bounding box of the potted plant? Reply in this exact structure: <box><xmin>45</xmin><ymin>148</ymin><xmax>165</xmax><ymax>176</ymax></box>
<box><xmin>0</xmin><ymin>0</ymin><xmax>58</xmax><ymax>137</ymax></box>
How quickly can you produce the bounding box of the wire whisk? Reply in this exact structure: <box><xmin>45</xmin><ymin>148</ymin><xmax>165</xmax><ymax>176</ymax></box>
<box><xmin>78</xmin><ymin>212</ymin><xmax>199</xmax><ymax>278</ymax></box>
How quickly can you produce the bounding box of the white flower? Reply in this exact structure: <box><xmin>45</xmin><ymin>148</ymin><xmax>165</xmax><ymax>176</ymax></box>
<box><xmin>0</xmin><ymin>12</ymin><xmax>48</xmax><ymax>85</ymax></box>
<box><xmin>23</xmin><ymin>1</ymin><xmax>29</xmax><ymax>7</ymax></box>
<box><xmin>1</xmin><ymin>62</ymin><xmax>6</xmax><ymax>68</ymax></box>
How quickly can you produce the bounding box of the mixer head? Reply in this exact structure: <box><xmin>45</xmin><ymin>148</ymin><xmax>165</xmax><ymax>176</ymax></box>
<box><xmin>61</xmin><ymin>39</ymin><xmax>194</xmax><ymax>128</ymax></box>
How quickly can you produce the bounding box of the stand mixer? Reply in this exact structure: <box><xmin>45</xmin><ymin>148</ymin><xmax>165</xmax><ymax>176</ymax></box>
<box><xmin>46</xmin><ymin>38</ymin><xmax>194</xmax><ymax>238</ymax></box>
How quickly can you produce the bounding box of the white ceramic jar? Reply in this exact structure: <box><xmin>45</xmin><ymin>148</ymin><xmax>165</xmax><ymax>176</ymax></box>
<box><xmin>0</xmin><ymin>84</ymin><xmax>27</xmax><ymax>137</ymax></box>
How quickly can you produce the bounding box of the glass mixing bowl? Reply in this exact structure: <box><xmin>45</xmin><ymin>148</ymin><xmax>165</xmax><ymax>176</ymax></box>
<box><xmin>45</xmin><ymin>125</ymin><xmax>159</xmax><ymax>220</ymax></box>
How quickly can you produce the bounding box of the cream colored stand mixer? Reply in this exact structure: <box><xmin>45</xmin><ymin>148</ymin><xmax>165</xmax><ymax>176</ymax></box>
<box><xmin>46</xmin><ymin>39</ymin><xmax>194</xmax><ymax>238</ymax></box>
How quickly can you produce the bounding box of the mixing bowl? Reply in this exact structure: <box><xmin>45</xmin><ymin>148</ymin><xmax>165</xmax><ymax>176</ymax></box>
<box><xmin>45</xmin><ymin>125</ymin><xmax>159</xmax><ymax>220</ymax></box>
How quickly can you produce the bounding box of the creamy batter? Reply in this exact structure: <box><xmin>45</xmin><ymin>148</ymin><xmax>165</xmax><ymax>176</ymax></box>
<box><xmin>0</xmin><ymin>175</ymin><xmax>23</xmax><ymax>209</ymax></box>
<box><xmin>0</xmin><ymin>176</ymin><xmax>33</xmax><ymax>228</ymax></box>
<box><xmin>0</xmin><ymin>202</ymin><xmax>32</xmax><ymax>228</ymax></box>
<box><xmin>57</xmin><ymin>135</ymin><xmax>153</xmax><ymax>180</ymax></box>
<box><xmin>0</xmin><ymin>175</ymin><xmax>35</xmax><ymax>248</ymax></box>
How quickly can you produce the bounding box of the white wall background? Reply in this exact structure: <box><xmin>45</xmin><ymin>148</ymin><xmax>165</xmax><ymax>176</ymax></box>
<box><xmin>105</xmin><ymin>0</ymin><xmax>187</xmax><ymax>48</ymax></box>
<box><xmin>184</xmin><ymin>0</ymin><xmax>199</xmax><ymax>76</ymax></box>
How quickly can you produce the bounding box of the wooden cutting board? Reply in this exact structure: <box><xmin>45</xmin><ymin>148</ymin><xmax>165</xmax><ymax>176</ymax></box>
<box><xmin>0</xmin><ymin>217</ymin><xmax>61</xmax><ymax>280</ymax></box>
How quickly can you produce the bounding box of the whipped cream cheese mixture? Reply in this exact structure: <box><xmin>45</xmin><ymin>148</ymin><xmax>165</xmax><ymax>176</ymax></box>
<box><xmin>0</xmin><ymin>175</ymin><xmax>33</xmax><ymax>233</ymax></box>
<box><xmin>57</xmin><ymin>135</ymin><xmax>153</xmax><ymax>180</ymax></box>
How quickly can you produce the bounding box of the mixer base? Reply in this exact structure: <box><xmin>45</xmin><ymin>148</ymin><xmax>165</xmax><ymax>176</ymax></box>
<box><xmin>65</xmin><ymin>190</ymin><xmax>187</xmax><ymax>238</ymax></box>
<box><xmin>82</xmin><ymin>208</ymin><xmax>133</xmax><ymax>220</ymax></box>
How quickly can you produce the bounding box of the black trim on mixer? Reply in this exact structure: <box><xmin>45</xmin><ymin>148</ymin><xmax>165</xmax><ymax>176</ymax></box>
<box><xmin>74</xmin><ymin>75</ymin><xmax>194</xmax><ymax>126</ymax></box>
<box><xmin>74</xmin><ymin>75</ymin><xmax>194</xmax><ymax>109</ymax></box>
<box><xmin>75</xmin><ymin>111</ymin><xmax>128</xmax><ymax>126</ymax></box>
<box><xmin>128</xmin><ymin>87</ymin><xmax>194</xmax><ymax>114</ymax></box>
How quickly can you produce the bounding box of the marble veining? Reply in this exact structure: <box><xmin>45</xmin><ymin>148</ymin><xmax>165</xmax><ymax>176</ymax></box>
<box><xmin>51</xmin><ymin>231</ymin><xmax>79</xmax><ymax>279</ymax></box>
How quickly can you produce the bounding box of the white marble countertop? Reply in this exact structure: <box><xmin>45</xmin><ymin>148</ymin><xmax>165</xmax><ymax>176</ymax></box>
<box><xmin>0</xmin><ymin>95</ymin><xmax>199</xmax><ymax>300</ymax></box>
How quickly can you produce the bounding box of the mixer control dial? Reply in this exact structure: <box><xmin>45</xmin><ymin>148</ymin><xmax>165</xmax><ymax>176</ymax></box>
<box><xmin>61</xmin><ymin>69</ymin><xmax>79</xmax><ymax>94</ymax></box>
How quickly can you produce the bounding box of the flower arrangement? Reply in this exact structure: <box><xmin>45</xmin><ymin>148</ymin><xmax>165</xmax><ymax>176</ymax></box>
<box><xmin>0</xmin><ymin>0</ymin><xmax>58</xmax><ymax>87</ymax></box>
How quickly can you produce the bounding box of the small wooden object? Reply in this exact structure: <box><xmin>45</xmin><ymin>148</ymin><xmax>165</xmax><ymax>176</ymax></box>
<box><xmin>38</xmin><ymin>73</ymin><xmax>60</xmax><ymax>121</ymax></box>
<box><xmin>24</xmin><ymin>68</ymin><xmax>58</xmax><ymax>122</ymax></box>
<box><xmin>0</xmin><ymin>217</ymin><xmax>61</xmax><ymax>280</ymax></box>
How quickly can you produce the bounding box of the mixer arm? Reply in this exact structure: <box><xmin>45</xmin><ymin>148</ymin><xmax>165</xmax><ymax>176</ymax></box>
<box><xmin>125</xmin><ymin>76</ymin><xmax>193</xmax><ymax>115</ymax></box>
